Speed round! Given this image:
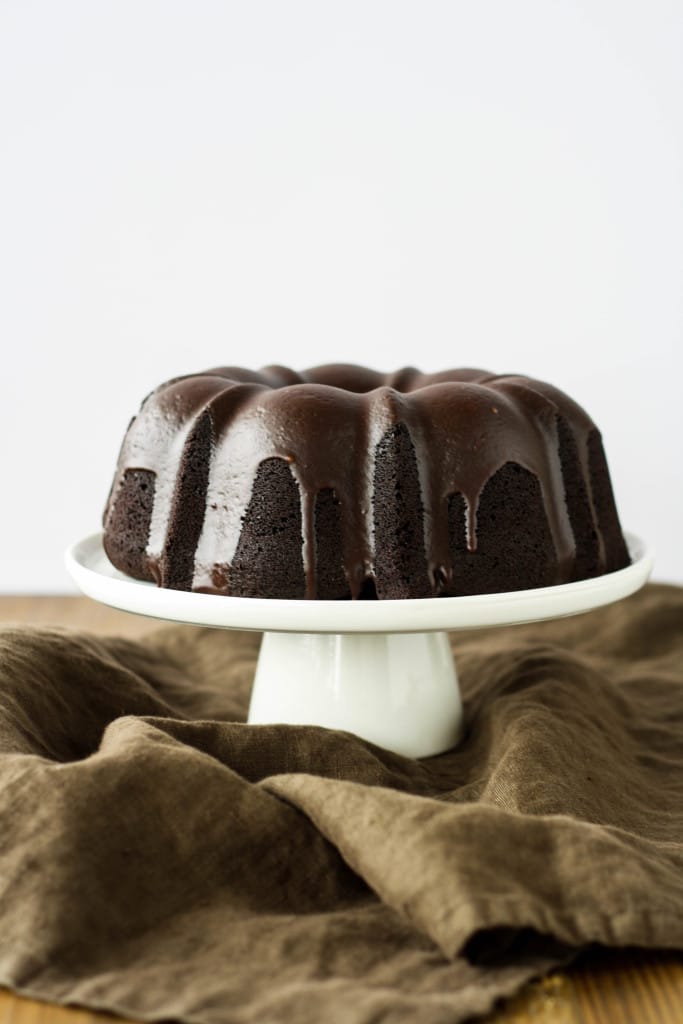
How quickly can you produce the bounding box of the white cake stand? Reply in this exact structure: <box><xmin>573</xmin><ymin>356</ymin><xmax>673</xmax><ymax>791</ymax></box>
<box><xmin>65</xmin><ymin>532</ymin><xmax>652</xmax><ymax>759</ymax></box>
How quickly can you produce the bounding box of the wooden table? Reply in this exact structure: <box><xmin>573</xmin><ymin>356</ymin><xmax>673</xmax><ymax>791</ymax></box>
<box><xmin>1</xmin><ymin>596</ymin><xmax>681</xmax><ymax>1024</ymax></box>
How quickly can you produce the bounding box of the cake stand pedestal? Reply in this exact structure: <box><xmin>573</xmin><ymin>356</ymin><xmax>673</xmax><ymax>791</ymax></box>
<box><xmin>65</xmin><ymin>533</ymin><xmax>652</xmax><ymax>759</ymax></box>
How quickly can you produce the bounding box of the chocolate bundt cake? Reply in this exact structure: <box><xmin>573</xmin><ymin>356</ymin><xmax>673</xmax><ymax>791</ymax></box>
<box><xmin>103</xmin><ymin>365</ymin><xmax>630</xmax><ymax>599</ymax></box>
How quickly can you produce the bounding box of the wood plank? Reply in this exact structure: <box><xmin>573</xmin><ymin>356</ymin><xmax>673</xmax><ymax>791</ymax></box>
<box><xmin>0</xmin><ymin>989</ymin><xmax>136</xmax><ymax>1023</ymax></box>
<box><xmin>570</xmin><ymin>949</ymin><xmax>683</xmax><ymax>1024</ymax></box>
<box><xmin>1</xmin><ymin>597</ymin><xmax>682</xmax><ymax>1024</ymax></box>
<box><xmin>0</xmin><ymin>595</ymin><xmax>164</xmax><ymax>638</ymax></box>
<box><xmin>486</xmin><ymin>950</ymin><xmax>683</xmax><ymax>1023</ymax></box>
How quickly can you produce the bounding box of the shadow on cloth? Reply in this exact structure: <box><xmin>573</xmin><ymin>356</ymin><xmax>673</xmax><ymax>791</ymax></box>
<box><xmin>0</xmin><ymin>583</ymin><xmax>682</xmax><ymax>1024</ymax></box>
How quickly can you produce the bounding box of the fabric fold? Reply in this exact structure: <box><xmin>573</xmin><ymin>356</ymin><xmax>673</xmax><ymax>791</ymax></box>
<box><xmin>0</xmin><ymin>583</ymin><xmax>681</xmax><ymax>1024</ymax></box>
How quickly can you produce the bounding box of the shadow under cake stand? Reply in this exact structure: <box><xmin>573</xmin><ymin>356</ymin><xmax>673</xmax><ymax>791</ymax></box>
<box><xmin>65</xmin><ymin>532</ymin><xmax>652</xmax><ymax>759</ymax></box>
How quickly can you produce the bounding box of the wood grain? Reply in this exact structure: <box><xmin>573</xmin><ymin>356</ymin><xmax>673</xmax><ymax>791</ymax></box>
<box><xmin>486</xmin><ymin>950</ymin><xmax>683</xmax><ymax>1023</ymax></box>
<box><xmin>0</xmin><ymin>989</ymin><xmax>137</xmax><ymax>1024</ymax></box>
<box><xmin>1</xmin><ymin>596</ymin><xmax>682</xmax><ymax>1024</ymax></box>
<box><xmin>0</xmin><ymin>595</ymin><xmax>163</xmax><ymax>638</ymax></box>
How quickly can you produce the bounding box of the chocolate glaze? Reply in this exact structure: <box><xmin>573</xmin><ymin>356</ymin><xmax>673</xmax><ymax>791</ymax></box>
<box><xmin>103</xmin><ymin>365</ymin><xmax>630</xmax><ymax>599</ymax></box>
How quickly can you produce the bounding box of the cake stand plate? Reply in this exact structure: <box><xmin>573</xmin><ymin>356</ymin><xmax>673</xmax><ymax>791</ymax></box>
<box><xmin>65</xmin><ymin>532</ymin><xmax>652</xmax><ymax>759</ymax></box>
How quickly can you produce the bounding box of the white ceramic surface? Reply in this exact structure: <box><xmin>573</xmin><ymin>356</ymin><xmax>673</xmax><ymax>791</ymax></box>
<box><xmin>65</xmin><ymin>532</ymin><xmax>652</xmax><ymax>758</ymax></box>
<box><xmin>249</xmin><ymin>631</ymin><xmax>464</xmax><ymax>758</ymax></box>
<box><xmin>65</xmin><ymin>532</ymin><xmax>652</xmax><ymax>634</ymax></box>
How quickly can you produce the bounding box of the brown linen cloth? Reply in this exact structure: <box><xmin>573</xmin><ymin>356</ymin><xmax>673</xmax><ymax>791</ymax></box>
<box><xmin>0</xmin><ymin>583</ymin><xmax>682</xmax><ymax>1024</ymax></box>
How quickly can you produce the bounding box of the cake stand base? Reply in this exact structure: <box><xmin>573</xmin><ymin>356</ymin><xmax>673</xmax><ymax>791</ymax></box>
<box><xmin>248</xmin><ymin>630</ymin><xmax>463</xmax><ymax>757</ymax></box>
<box><xmin>65</xmin><ymin>532</ymin><xmax>652</xmax><ymax>759</ymax></box>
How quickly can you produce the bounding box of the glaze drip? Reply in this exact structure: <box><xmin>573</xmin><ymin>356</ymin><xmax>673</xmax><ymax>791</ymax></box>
<box><xmin>102</xmin><ymin>364</ymin><xmax>630</xmax><ymax>599</ymax></box>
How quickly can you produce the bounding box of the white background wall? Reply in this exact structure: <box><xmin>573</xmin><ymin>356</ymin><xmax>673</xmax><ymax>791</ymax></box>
<box><xmin>2</xmin><ymin>0</ymin><xmax>682</xmax><ymax>592</ymax></box>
